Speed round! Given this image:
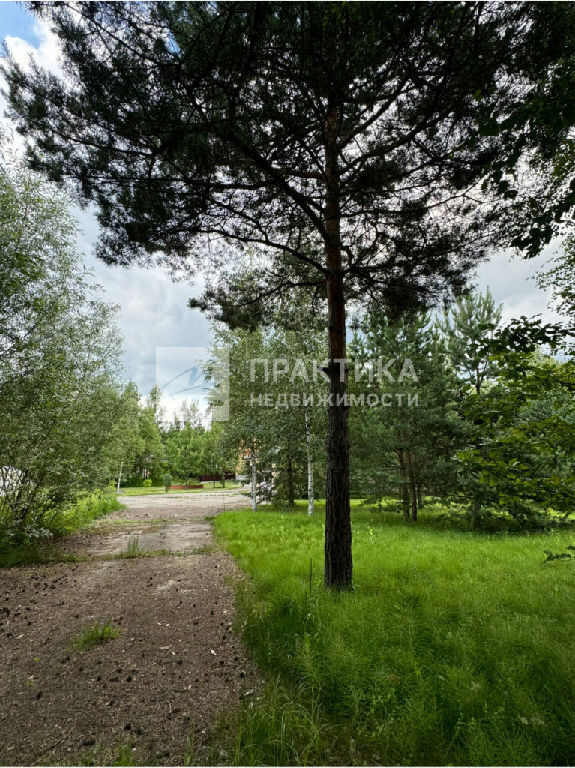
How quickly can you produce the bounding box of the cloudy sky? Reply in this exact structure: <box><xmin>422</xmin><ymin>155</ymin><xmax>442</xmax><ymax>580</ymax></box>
<box><xmin>0</xmin><ymin>2</ymin><xmax>564</xmax><ymax>402</ymax></box>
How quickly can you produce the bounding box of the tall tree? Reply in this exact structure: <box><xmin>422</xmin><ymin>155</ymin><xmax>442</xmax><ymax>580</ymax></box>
<box><xmin>128</xmin><ymin>388</ymin><xmax>165</xmax><ymax>483</ymax></box>
<box><xmin>439</xmin><ymin>290</ymin><xmax>502</xmax><ymax>395</ymax></box>
<box><xmin>0</xmin><ymin>164</ymin><xmax>127</xmax><ymax>539</ymax></box>
<box><xmin>5</xmin><ymin>1</ymin><xmax>546</xmax><ymax>587</ymax></box>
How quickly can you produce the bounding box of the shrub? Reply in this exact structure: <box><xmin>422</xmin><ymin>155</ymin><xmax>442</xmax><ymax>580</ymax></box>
<box><xmin>56</xmin><ymin>490</ymin><xmax>122</xmax><ymax>535</ymax></box>
<box><xmin>0</xmin><ymin>489</ymin><xmax>121</xmax><ymax>550</ymax></box>
<box><xmin>142</xmin><ymin>478</ymin><xmax>152</xmax><ymax>488</ymax></box>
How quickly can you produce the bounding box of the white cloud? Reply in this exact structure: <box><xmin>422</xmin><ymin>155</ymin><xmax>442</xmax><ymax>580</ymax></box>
<box><xmin>80</xmin><ymin>224</ymin><xmax>213</xmax><ymax>394</ymax></box>
<box><xmin>473</xmin><ymin>241</ymin><xmax>563</xmax><ymax>325</ymax></box>
<box><xmin>5</xmin><ymin>16</ymin><xmax>62</xmax><ymax>74</ymax></box>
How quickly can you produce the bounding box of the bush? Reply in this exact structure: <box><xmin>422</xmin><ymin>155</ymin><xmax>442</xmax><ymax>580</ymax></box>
<box><xmin>142</xmin><ymin>478</ymin><xmax>152</xmax><ymax>487</ymax></box>
<box><xmin>0</xmin><ymin>489</ymin><xmax>121</xmax><ymax>547</ymax></box>
<box><xmin>57</xmin><ymin>489</ymin><xmax>122</xmax><ymax>535</ymax></box>
<box><xmin>0</xmin><ymin>489</ymin><xmax>122</xmax><ymax>566</ymax></box>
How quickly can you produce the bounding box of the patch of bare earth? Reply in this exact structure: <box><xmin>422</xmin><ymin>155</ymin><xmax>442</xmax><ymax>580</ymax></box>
<box><xmin>0</xmin><ymin>492</ymin><xmax>258</xmax><ymax>765</ymax></box>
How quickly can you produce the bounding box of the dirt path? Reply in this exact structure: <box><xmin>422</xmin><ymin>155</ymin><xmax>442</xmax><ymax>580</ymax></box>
<box><xmin>0</xmin><ymin>491</ymin><xmax>257</xmax><ymax>766</ymax></box>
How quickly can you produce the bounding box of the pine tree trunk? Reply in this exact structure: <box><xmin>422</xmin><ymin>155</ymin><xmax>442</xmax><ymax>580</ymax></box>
<box><xmin>405</xmin><ymin>446</ymin><xmax>418</xmax><ymax>521</ymax></box>
<box><xmin>305</xmin><ymin>407</ymin><xmax>314</xmax><ymax>516</ymax></box>
<box><xmin>250</xmin><ymin>445</ymin><xmax>257</xmax><ymax>512</ymax></box>
<box><xmin>398</xmin><ymin>449</ymin><xmax>410</xmax><ymax>520</ymax></box>
<box><xmin>323</xmin><ymin>103</ymin><xmax>352</xmax><ymax>590</ymax></box>
<box><xmin>324</xmin><ymin>268</ymin><xmax>352</xmax><ymax>588</ymax></box>
<box><xmin>286</xmin><ymin>457</ymin><xmax>295</xmax><ymax>507</ymax></box>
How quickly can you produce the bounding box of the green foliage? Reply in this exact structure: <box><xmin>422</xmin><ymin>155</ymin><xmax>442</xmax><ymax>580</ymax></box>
<box><xmin>457</xmin><ymin>351</ymin><xmax>575</xmax><ymax>527</ymax></box>
<box><xmin>141</xmin><ymin>479</ymin><xmax>152</xmax><ymax>488</ymax></box>
<box><xmin>347</xmin><ymin>296</ymin><xmax>575</xmax><ymax>529</ymax></box>
<box><xmin>162</xmin><ymin>473</ymin><xmax>172</xmax><ymax>493</ymax></box>
<box><xmin>57</xmin><ymin>490</ymin><xmax>122</xmax><ymax>534</ymax></box>
<box><xmin>126</xmin><ymin>387</ymin><xmax>166</xmax><ymax>484</ymax></box>
<box><xmin>0</xmin><ymin>544</ymin><xmax>82</xmax><ymax>569</ymax></box>
<box><xmin>349</xmin><ymin>309</ymin><xmax>462</xmax><ymax>517</ymax></box>
<box><xmin>215</xmin><ymin>505</ymin><xmax>575</xmax><ymax>765</ymax></box>
<box><xmin>491</xmin><ymin>5</ymin><xmax>575</xmax><ymax>257</ymax></box>
<box><xmin>439</xmin><ymin>290</ymin><xmax>502</xmax><ymax>394</ymax></box>
<box><xmin>213</xmin><ymin>322</ymin><xmax>327</xmax><ymax>508</ymax></box>
<box><xmin>72</xmin><ymin>621</ymin><xmax>120</xmax><ymax>651</ymax></box>
<box><xmin>537</xmin><ymin>233</ymin><xmax>575</xmax><ymax>321</ymax></box>
<box><xmin>0</xmin><ymin>490</ymin><xmax>121</xmax><ymax>561</ymax></box>
<box><xmin>543</xmin><ymin>545</ymin><xmax>575</xmax><ymax>562</ymax></box>
<box><xmin>112</xmin><ymin>744</ymin><xmax>135</xmax><ymax>767</ymax></box>
<box><xmin>163</xmin><ymin>417</ymin><xmax>206</xmax><ymax>483</ymax></box>
<box><xmin>5</xmin><ymin>2</ymin><xmax>536</xmax><ymax>292</ymax></box>
<box><xmin>0</xmin><ymin>164</ymin><xmax>134</xmax><ymax>544</ymax></box>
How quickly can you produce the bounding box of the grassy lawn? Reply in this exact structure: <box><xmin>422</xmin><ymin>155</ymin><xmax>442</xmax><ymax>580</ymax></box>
<box><xmin>118</xmin><ymin>481</ymin><xmax>242</xmax><ymax>496</ymax></box>
<box><xmin>214</xmin><ymin>501</ymin><xmax>575</xmax><ymax>766</ymax></box>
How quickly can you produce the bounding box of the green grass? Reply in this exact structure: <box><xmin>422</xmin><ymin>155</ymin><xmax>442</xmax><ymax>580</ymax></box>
<box><xmin>214</xmin><ymin>500</ymin><xmax>575</xmax><ymax>765</ymax></box>
<box><xmin>119</xmin><ymin>481</ymin><xmax>241</xmax><ymax>496</ymax></box>
<box><xmin>72</xmin><ymin>620</ymin><xmax>120</xmax><ymax>651</ymax></box>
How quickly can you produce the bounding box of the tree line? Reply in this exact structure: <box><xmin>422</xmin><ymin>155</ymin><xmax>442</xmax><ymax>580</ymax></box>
<box><xmin>217</xmin><ymin>292</ymin><xmax>575</xmax><ymax>531</ymax></box>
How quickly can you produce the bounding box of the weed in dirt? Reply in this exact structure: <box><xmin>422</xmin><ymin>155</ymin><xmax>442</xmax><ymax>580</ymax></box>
<box><xmin>96</xmin><ymin>518</ymin><xmax>171</xmax><ymax>526</ymax></box>
<box><xmin>113</xmin><ymin>743</ymin><xmax>135</xmax><ymax>766</ymax></box>
<box><xmin>122</xmin><ymin>536</ymin><xmax>141</xmax><ymax>558</ymax></box>
<box><xmin>192</xmin><ymin>544</ymin><xmax>214</xmax><ymax>554</ymax></box>
<box><xmin>78</xmin><ymin>748</ymin><xmax>97</xmax><ymax>766</ymax></box>
<box><xmin>183</xmin><ymin>733</ymin><xmax>196</xmax><ymax>766</ymax></box>
<box><xmin>108</xmin><ymin>547</ymin><xmax>177</xmax><ymax>561</ymax></box>
<box><xmin>72</xmin><ymin>620</ymin><xmax>120</xmax><ymax>651</ymax></box>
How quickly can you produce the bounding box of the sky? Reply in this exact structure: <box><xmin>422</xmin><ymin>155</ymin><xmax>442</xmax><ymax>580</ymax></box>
<box><xmin>0</xmin><ymin>1</ymin><xmax>565</xmax><ymax>407</ymax></box>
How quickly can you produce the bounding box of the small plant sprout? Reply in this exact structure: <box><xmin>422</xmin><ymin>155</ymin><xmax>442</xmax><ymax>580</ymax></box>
<box><xmin>72</xmin><ymin>620</ymin><xmax>119</xmax><ymax>651</ymax></box>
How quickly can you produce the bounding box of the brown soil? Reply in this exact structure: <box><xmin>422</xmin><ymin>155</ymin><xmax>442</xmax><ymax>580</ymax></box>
<box><xmin>0</xmin><ymin>492</ymin><xmax>258</xmax><ymax>766</ymax></box>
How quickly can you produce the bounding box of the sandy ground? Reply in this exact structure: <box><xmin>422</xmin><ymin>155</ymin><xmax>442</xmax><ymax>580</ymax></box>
<box><xmin>0</xmin><ymin>491</ymin><xmax>257</xmax><ymax>766</ymax></box>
